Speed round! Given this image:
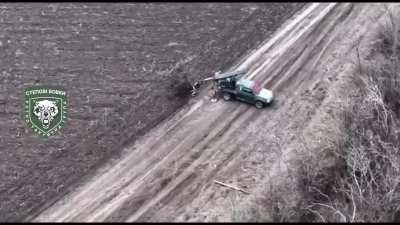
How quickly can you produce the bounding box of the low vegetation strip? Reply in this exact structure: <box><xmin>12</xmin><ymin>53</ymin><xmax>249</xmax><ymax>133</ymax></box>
<box><xmin>263</xmin><ymin>5</ymin><xmax>400</xmax><ymax>222</ymax></box>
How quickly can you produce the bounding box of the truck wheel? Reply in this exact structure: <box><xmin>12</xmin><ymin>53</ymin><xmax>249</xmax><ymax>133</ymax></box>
<box><xmin>255</xmin><ymin>101</ymin><xmax>264</xmax><ymax>109</ymax></box>
<box><xmin>223</xmin><ymin>93</ymin><xmax>232</xmax><ymax>101</ymax></box>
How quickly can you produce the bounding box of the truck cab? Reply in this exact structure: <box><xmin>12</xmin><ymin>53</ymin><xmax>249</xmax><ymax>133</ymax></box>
<box><xmin>220</xmin><ymin>78</ymin><xmax>274</xmax><ymax>109</ymax></box>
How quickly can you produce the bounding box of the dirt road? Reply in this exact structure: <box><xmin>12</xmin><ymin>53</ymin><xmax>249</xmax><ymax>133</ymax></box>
<box><xmin>32</xmin><ymin>3</ymin><xmax>390</xmax><ymax>222</ymax></box>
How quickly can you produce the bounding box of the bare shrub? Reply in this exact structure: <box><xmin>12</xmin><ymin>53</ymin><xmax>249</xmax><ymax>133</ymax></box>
<box><xmin>237</xmin><ymin>6</ymin><xmax>400</xmax><ymax>222</ymax></box>
<box><xmin>296</xmin><ymin>6</ymin><xmax>400</xmax><ymax>222</ymax></box>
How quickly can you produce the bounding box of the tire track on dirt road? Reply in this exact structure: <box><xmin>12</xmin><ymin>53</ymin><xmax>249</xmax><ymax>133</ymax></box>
<box><xmin>189</xmin><ymin>3</ymin><xmax>387</xmax><ymax>222</ymax></box>
<box><xmin>33</xmin><ymin>3</ymin><xmax>387</xmax><ymax>222</ymax></box>
<box><xmin>122</xmin><ymin>4</ymin><xmax>362</xmax><ymax>222</ymax></box>
<box><xmin>33</xmin><ymin>3</ymin><xmax>337</xmax><ymax>222</ymax></box>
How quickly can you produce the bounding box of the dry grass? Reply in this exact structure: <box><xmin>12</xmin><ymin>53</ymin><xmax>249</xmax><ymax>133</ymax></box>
<box><xmin>292</xmin><ymin>6</ymin><xmax>400</xmax><ymax>222</ymax></box>
<box><xmin>232</xmin><ymin>5</ymin><xmax>400</xmax><ymax>223</ymax></box>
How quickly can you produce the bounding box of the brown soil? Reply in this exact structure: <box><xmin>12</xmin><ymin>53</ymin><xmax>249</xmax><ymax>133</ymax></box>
<box><xmin>0</xmin><ymin>2</ymin><xmax>306</xmax><ymax>222</ymax></box>
<box><xmin>32</xmin><ymin>3</ymin><xmax>393</xmax><ymax>222</ymax></box>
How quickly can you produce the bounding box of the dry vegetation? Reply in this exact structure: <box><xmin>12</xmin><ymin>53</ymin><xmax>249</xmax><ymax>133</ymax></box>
<box><xmin>239</xmin><ymin>6</ymin><xmax>400</xmax><ymax>222</ymax></box>
<box><xmin>290</xmin><ymin>7</ymin><xmax>400</xmax><ymax>222</ymax></box>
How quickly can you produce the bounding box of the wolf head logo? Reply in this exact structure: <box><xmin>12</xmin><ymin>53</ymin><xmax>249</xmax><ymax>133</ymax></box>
<box><xmin>33</xmin><ymin>100</ymin><xmax>59</xmax><ymax>129</ymax></box>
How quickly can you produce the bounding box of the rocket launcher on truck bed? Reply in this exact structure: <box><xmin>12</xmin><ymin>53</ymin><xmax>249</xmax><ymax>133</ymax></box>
<box><xmin>190</xmin><ymin>69</ymin><xmax>247</xmax><ymax>96</ymax></box>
